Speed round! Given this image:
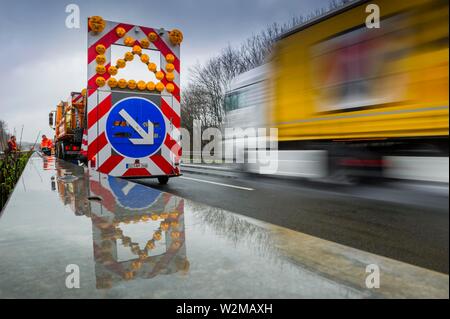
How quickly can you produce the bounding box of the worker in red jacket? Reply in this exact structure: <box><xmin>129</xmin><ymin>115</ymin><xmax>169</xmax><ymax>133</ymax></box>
<box><xmin>40</xmin><ymin>135</ymin><xmax>53</xmax><ymax>156</ymax></box>
<box><xmin>6</xmin><ymin>135</ymin><xmax>17</xmax><ymax>154</ymax></box>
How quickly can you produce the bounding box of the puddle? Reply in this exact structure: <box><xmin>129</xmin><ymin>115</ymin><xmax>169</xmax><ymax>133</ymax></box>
<box><xmin>0</xmin><ymin>155</ymin><xmax>447</xmax><ymax>299</ymax></box>
<box><xmin>57</xmin><ymin>175</ymin><xmax>79</xmax><ymax>183</ymax></box>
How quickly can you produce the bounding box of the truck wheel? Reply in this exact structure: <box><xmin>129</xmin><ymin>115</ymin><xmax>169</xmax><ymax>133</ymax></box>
<box><xmin>61</xmin><ymin>143</ymin><xmax>68</xmax><ymax>160</ymax></box>
<box><xmin>56</xmin><ymin>143</ymin><xmax>62</xmax><ymax>159</ymax></box>
<box><xmin>60</xmin><ymin>144</ymin><xmax>65</xmax><ymax>160</ymax></box>
<box><xmin>328</xmin><ymin>167</ymin><xmax>360</xmax><ymax>185</ymax></box>
<box><xmin>157</xmin><ymin>176</ymin><xmax>169</xmax><ymax>185</ymax></box>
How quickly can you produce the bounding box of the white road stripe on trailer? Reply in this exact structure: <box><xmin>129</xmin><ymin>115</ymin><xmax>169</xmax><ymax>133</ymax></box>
<box><xmin>180</xmin><ymin>176</ymin><xmax>254</xmax><ymax>191</ymax></box>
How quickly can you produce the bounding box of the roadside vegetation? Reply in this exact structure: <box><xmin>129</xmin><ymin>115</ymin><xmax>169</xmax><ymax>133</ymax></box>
<box><xmin>0</xmin><ymin>152</ymin><xmax>32</xmax><ymax>210</ymax></box>
<box><xmin>0</xmin><ymin>119</ymin><xmax>33</xmax><ymax>210</ymax></box>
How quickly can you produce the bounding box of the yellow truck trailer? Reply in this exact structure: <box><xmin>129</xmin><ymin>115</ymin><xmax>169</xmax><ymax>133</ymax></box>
<box><xmin>225</xmin><ymin>0</ymin><xmax>448</xmax><ymax>181</ymax></box>
<box><xmin>272</xmin><ymin>0</ymin><xmax>448</xmax><ymax>141</ymax></box>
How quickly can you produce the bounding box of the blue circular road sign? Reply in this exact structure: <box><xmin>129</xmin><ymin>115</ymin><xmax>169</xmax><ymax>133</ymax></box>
<box><xmin>106</xmin><ymin>97</ymin><xmax>166</xmax><ymax>158</ymax></box>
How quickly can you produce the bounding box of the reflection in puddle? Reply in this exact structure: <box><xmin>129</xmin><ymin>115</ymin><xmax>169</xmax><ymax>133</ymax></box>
<box><xmin>2</xmin><ymin>156</ymin><xmax>446</xmax><ymax>298</ymax></box>
<box><xmin>42</xmin><ymin>155</ymin><xmax>55</xmax><ymax>171</ymax></box>
<box><xmin>190</xmin><ymin>205</ymin><xmax>279</xmax><ymax>262</ymax></box>
<box><xmin>52</xmin><ymin>161</ymin><xmax>188</xmax><ymax>290</ymax></box>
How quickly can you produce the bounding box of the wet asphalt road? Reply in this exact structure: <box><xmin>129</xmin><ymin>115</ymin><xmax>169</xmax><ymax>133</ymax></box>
<box><xmin>135</xmin><ymin>168</ymin><xmax>449</xmax><ymax>274</ymax></box>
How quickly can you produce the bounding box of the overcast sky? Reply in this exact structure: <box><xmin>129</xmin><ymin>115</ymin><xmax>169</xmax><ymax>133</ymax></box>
<box><xmin>0</xmin><ymin>0</ymin><xmax>328</xmax><ymax>142</ymax></box>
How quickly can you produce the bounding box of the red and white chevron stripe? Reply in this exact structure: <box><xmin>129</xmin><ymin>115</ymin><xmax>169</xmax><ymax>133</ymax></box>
<box><xmin>71</xmin><ymin>92</ymin><xmax>84</xmax><ymax>105</ymax></box>
<box><xmin>86</xmin><ymin>18</ymin><xmax>181</xmax><ymax>178</ymax></box>
<box><xmin>71</xmin><ymin>91</ymin><xmax>88</xmax><ymax>158</ymax></box>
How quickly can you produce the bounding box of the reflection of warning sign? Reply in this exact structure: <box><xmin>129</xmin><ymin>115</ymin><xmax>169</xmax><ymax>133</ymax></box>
<box><xmin>108</xmin><ymin>176</ymin><xmax>161</xmax><ymax>210</ymax></box>
<box><xmin>85</xmin><ymin>171</ymin><xmax>188</xmax><ymax>289</ymax></box>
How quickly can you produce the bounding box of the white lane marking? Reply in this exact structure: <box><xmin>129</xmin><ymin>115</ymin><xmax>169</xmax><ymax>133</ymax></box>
<box><xmin>181</xmin><ymin>163</ymin><xmax>232</xmax><ymax>171</ymax></box>
<box><xmin>180</xmin><ymin>176</ymin><xmax>254</xmax><ymax>191</ymax></box>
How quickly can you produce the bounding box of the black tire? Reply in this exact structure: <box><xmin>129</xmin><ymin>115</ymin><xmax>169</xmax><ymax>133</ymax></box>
<box><xmin>157</xmin><ymin>176</ymin><xmax>169</xmax><ymax>185</ymax></box>
<box><xmin>55</xmin><ymin>143</ymin><xmax>62</xmax><ymax>159</ymax></box>
<box><xmin>60</xmin><ymin>143</ymin><xmax>67</xmax><ymax>160</ymax></box>
<box><xmin>42</xmin><ymin>148</ymin><xmax>51</xmax><ymax>156</ymax></box>
<box><xmin>328</xmin><ymin>167</ymin><xmax>360</xmax><ymax>185</ymax></box>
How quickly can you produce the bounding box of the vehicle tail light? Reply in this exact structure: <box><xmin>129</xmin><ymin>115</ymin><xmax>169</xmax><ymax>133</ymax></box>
<box><xmin>90</xmin><ymin>156</ymin><xmax>96</xmax><ymax>168</ymax></box>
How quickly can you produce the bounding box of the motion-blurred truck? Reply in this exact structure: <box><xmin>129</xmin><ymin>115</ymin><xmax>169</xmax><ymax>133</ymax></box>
<box><xmin>49</xmin><ymin>91</ymin><xmax>86</xmax><ymax>160</ymax></box>
<box><xmin>224</xmin><ymin>0</ymin><xmax>449</xmax><ymax>183</ymax></box>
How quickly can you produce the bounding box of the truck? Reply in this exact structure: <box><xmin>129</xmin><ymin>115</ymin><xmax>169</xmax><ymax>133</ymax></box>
<box><xmin>224</xmin><ymin>0</ymin><xmax>449</xmax><ymax>183</ymax></box>
<box><xmin>49</xmin><ymin>91</ymin><xmax>86</xmax><ymax>160</ymax></box>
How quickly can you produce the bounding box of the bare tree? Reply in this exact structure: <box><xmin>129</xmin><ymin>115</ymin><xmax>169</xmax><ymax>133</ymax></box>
<box><xmin>0</xmin><ymin>119</ymin><xmax>10</xmax><ymax>152</ymax></box>
<box><xmin>181</xmin><ymin>0</ymin><xmax>350</xmax><ymax>134</ymax></box>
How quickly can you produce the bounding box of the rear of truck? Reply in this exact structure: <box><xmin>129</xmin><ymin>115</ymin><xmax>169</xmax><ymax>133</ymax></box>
<box><xmin>84</xmin><ymin>17</ymin><xmax>182</xmax><ymax>184</ymax></box>
<box><xmin>51</xmin><ymin>92</ymin><xmax>86</xmax><ymax>160</ymax></box>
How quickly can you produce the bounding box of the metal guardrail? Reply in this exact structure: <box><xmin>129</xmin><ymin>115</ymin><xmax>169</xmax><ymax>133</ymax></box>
<box><xmin>0</xmin><ymin>150</ymin><xmax>32</xmax><ymax>160</ymax></box>
<box><xmin>181</xmin><ymin>151</ymin><xmax>224</xmax><ymax>164</ymax></box>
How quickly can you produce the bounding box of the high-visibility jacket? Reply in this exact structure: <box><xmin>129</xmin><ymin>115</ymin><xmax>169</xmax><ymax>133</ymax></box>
<box><xmin>41</xmin><ymin>138</ymin><xmax>53</xmax><ymax>149</ymax></box>
<box><xmin>7</xmin><ymin>139</ymin><xmax>17</xmax><ymax>152</ymax></box>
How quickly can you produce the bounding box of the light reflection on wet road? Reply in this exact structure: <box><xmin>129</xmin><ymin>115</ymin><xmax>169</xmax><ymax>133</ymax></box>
<box><xmin>0</xmin><ymin>156</ymin><xmax>447</xmax><ymax>298</ymax></box>
<box><xmin>136</xmin><ymin>165</ymin><xmax>449</xmax><ymax>274</ymax></box>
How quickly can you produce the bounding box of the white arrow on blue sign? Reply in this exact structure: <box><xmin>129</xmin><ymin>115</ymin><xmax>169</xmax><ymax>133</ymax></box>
<box><xmin>106</xmin><ymin>97</ymin><xmax>166</xmax><ymax>158</ymax></box>
<box><xmin>118</xmin><ymin>109</ymin><xmax>154</xmax><ymax>145</ymax></box>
